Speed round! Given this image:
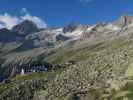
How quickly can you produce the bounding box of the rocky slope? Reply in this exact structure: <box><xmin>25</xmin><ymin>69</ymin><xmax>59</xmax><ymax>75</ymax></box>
<box><xmin>1</xmin><ymin>15</ymin><xmax>133</xmax><ymax>100</ymax></box>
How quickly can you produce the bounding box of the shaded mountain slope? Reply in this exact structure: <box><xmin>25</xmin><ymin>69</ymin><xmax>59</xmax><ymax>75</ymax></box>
<box><xmin>12</xmin><ymin>20</ymin><xmax>40</xmax><ymax>36</ymax></box>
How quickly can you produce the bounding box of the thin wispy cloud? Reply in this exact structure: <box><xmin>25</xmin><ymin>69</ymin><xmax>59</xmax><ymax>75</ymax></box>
<box><xmin>0</xmin><ymin>8</ymin><xmax>47</xmax><ymax>29</ymax></box>
<box><xmin>21</xmin><ymin>8</ymin><xmax>47</xmax><ymax>28</ymax></box>
<box><xmin>21</xmin><ymin>8</ymin><xmax>29</xmax><ymax>14</ymax></box>
<box><xmin>80</xmin><ymin>0</ymin><xmax>94</xmax><ymax>3</ymax></box>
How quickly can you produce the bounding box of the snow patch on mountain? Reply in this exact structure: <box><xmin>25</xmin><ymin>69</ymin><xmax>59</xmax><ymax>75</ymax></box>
<box><xmin>105</xmin><ymin>24</ymin><xmax>121</xmax><ymax>31</ymax></box>
<box><xmin>86</xmin><ymin>25</ymin><xmax>96</xmax><ymax>31</ymax></box>
<box><xmin>127</xmin><ymin>23</ymin><xmax>133</xmax><ymax>28</ymax></box>
<box><xmin>65</xmin><ymin>30</ymin><xmax>83</xmax><ymax>37</ymax></box>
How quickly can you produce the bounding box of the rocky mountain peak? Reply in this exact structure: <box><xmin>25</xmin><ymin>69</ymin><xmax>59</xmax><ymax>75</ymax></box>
<box><xmin>63</xmin><ymin>22</ymin><xmax>79</xmax><ymax>33</ymax></box>
<box><xmin>0</xmin><ymin>28</ymin><xmax>10</xmax><ymax>33</ymax></box>
<box><xmin>114</xmin><ymin>15</ymin><xmax>133</xmax><ymax>27</ymax></box>
<box><xmin>12</xmin><ymin>20</ymin><xmax>40</xmax><ymax>35</ymax></box>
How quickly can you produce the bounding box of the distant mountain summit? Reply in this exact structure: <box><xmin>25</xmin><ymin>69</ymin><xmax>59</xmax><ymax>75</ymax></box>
<box><xmin>2</xmin><ymin>14</ymin><xmax>133</xmax><ymax>100</ymax></box>
<box><xmin>1</xmin><ymin>15</ymin><xmax>133</xmax><ymax>68</ymax></box>
<box><xmin>114</xmin><ymin>15</ymin><xmax>133</xmax><ymax>27</ymax></box>
<box><xmin>12</xmin><ymin>20</ymin><xmax>40</xmax><ymax>35</ymax></box>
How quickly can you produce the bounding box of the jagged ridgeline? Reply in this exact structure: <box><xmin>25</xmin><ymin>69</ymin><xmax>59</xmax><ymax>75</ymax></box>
<box><xmin>1</xmin><ymin>15</ymin><xmax>133</xmax><ymax>100</ymax></box>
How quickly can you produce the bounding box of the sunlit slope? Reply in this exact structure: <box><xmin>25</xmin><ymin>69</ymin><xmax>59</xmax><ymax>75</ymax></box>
<box><xmin>45</xmin><ymin>35</ymin><xmax>133</xmax><ymax>64</ymax></box>
<box><xmin>2</xmin><ymin>34</ymin><xmax>133</xmax><ymax>100</ymax></box>
<box><xmin>42</xmin><ymin>35</ymin><xmax>133</xmax><ymax>100</ymax></box>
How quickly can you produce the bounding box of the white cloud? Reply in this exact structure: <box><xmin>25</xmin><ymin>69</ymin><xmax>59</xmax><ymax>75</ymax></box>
<box><xmin>21</xmin><ymin>14</ymin><xmax>47</xmax><ymax>28</ymax></box>
<box><xmin>21</xmin><ymin>8</ymin><xmax>47</xmax><ymax>28</ymax></box>
<box><xmin>0</xmin><ymin>13</ymin><xmax>20</xmax><ymax>29</ymax></box>
<box><xmin>21</xmin><ymin>8</ymin><xmax>29</xmax><ymax>14</ymax></box>
<box><xmin>0</xmin><ymin>8</ymin><xmax>47</xmax><ymax>29</ymax></box>
<box><xmin>0</xmin><ymin>22</ymin><xmax>5</xmax><ymax>29</ymax></box>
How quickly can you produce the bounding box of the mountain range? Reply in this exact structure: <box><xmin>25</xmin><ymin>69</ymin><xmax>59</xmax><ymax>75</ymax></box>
<box><xmin>1</xmin><ymin>15</ymin><xmax>133</xmax><ymax>100</ymax></box>
<box><xmin>0</xmin><ymin>15</ymin><xmax>131</xmax><ymax>66</ymax></box>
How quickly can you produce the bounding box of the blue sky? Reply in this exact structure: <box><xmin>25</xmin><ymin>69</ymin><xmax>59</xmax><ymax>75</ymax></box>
<box><xmin>0</xmin><ymin>0</ymin><xmax>133</xmax><ymax>28</ymax></box>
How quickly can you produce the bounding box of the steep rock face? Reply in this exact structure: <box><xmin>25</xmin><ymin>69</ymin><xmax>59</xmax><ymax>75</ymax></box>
<box><xmin>0</xmin><ymin>28</ymin><xmax>23</xmax><ymax>43</ymax></box>
<box><xmin>0</xmin><ymin>28</ymin><xmax>24</xmax><ymax>53</ymax></box>
<box><xmin>114</xmin><ymin>15</ymin><xmax>133</xmax><ymax>27</ymax></box>
<box><xmin>63</xmin><ymin>23</ymin><xmax>78</xmax><ymax>33</ymax></box>
<box><xmin>24</xmin><ymin>27</ymin><xmax>72</xmax><ymax>47</ymax></box>
<box><xmin>12</xmin><ymin>20</ymin><xmax>40</xmax><ymax>36</ymax></box>
<box><xmin>56</xmin><ymin>34</ymin><xmax>71</xmax><ymax>41</ymax></box>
